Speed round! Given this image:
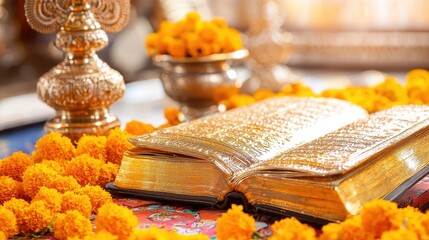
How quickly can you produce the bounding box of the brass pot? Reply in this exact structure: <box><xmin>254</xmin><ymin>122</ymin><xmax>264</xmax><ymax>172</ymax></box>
<box><xmin>153</xmin><ymin>49</ymin><xmax>249</xmax><ymax>120</ymax></box>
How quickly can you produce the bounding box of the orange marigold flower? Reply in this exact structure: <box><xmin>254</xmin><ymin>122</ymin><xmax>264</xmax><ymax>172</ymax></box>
<box><xmin>337</xmin><ymin>216</ymin><xmax>374</xmax><ymax>240</ymax></box>
<box><xmin>360</xmin><ymin>199</ymin><xmax>398</xmax><ymax>238</ymax></box>
<box><xmin>97</xmin><ymin>162</ymin><xmax>120</xmax><ymax>187</ymax></box>
<box><xmin>22</xmin><ymin>163</ymin><xmax>61</xmax><ymax>198</ymax></box>
<box><xmin>3</xmin><ymin>198</ymin><xmax>29</xmax><ymax>234</ymax></box>
<box><xmin>105</xmin><ymin>128</ymin><xmax>134</xmax><ymax>165</ymax></box>
<box><xmin>133</xmin><ymin>227</ymin><xmax>182</xmax><ymax>240</ymax></box>
<box><xmin>379</xmin><ymin>229</ymin><xmax>419</xmax><ymax>240</ymax></box>
<box><xmin>319</xmin><ymin>222</ymin><xmax>341</xmax><ymax>240</ymax></box>
<box><xmin>53</xmin><ymin>210</ymin><xmax>92</xmax><ymax>240</ymax></box>
<box><xmin>48</xmin><ymin>175</ymin><xmax>81</xmax><ymax>194</ymax></box>
<box><xmin>74</xmin><ymin>185</ymin><xmax>112</xmax><ymax>213</ymax></box>
<box><xmin>0</xmin><ymin>176</ymin><xmax>23</xmax><ymax>204</ymax></box>
<box><xmin>187</xmin><ymin>34</ymin><xmax>212</xmax><ymax>57</ymax></box>
<box><xmin>279</xmin><ymin>82</ymin><xmax>317</xmax><ymax>97</ymax></box>
<box><xmin>125</xmin><ymin>120</ymin><xmax>156</xmax><ymax>136</ymax></box>
<box><xmin>216</xmin><ymin>204</ymin><xmax>255</xmax><ymax>240</ymax></box>
<box><xmin>21</xmin><ymin>200</ymin><xmax>53</xmax><ymax>235</ymax></box>
<box><xmin>269</xmin><ymin>217</ymin><xmax>316</xmax><ymax>240</ymax></box>
<box><xmin>76</xmin><ymin>135</ymin><xmax>107</xmax><ymax>161</ymax></box>
<box><xmin>221</xmin><ymin>94</ymin><xmax>255</xmax><ymax>110</ymax></box>
<box><xmin>164</xmin><ymin>107</ymin><xmax>183</xmax><ymax>126</ymax></box>
<box><xmin>95</xmin><ymin>202</ymin><xmax>138</xmax><ymax>240</ymax></box>
<box><xmin>0</xmin><ymin>231</ymin><xmax>6</xmax><ymax>240</ymax></box>
<box><xmin>40</xmin><ymin>160</ymin><xmax>66</xmax><ymax>175</ymax></box>
<box><xmin>61</xmin><ymin>191</ymin><xmax>92</xmax><ymax>218</ymax></box>
<box><xmin>64</xmin><ymin>154</ymin><xmax>104</xmax><ymax>186</ymax></box>
<box><xmin>222</xmin><ymin>28</ymin><xmax>243</xmax><ymax>53</ymax></box>
<box><xmin>84</xmin><ymin>230</ymin><xmax>118</xmax><ymax>240</ymax></box>
<box><xmin>0</xmin><ymin>151</ymin><xmax>33</xmax><ymax>181</ymax></box>
<box><xmin>168</xmin><ymin>38</ymin><xmax>187</xmax><ymax>58</ymax></box>
<box><xmin>32</xmin><ymin>132</ymin><xmax>75</xmax><ymax>163</ymax></box>
<box><xmin>32</xmin><ymin>187</ymin><xmax>62</xmax><ymax>214</ymax></box>
<box><xmin>253</xmin><ymin>89</ymin><xmax>277</xmax><ymax>101</ymax></box>
<box><xmin>0</xmin><ymin>206</ymin><xmax>18</xmax><ymax>238</ymax></box>
<box><xmin>145</xmin><ymin>33</ymin><xmax>160</xmax><ymax>56</ymax></box>
<box><xmin>390</xmin><ymin>206</ymin><xmax>428</xmax><ymax>239</ymax></box>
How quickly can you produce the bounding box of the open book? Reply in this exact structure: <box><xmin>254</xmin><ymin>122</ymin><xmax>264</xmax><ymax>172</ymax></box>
<box><xmin>107</xmin><ymin>97</ymin><xmax>429</xmax><ymax>222</ymax></box>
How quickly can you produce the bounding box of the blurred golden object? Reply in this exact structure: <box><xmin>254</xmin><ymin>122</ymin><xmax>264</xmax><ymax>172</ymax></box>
<box><xmin>24</xmin><ymin>0</ymin><xmax>130</xmax><ymax>141</ymax></box>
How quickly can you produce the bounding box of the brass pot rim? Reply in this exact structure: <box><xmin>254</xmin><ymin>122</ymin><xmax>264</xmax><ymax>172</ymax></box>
<box><xmin>152</xmin><ymin>49</ymin><xmax>249</xmax><ymax>64</ymax></box>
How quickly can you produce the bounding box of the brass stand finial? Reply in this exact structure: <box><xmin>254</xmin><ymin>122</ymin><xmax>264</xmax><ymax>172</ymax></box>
<box><xmin>24</xmin><ymin>0</ymin><xmax>130</xmax><ymax>141</ymax></box>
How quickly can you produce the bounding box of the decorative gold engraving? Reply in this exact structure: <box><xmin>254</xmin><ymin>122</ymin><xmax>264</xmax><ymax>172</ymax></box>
<box><xmin>25</xmin><ymin>0</ymin><xmax>129</xmax><ymax>141</ymax></box>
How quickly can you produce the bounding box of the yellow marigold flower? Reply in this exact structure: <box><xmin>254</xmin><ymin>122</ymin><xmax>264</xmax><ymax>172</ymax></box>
<box><xmin>3</xmin><ymin>198</ymin><xmax>29</xmax><ymax>234</ymax></box>
<box><xmin>168</xmin><ymin>38</ymin><xmax>187</xmax><ymax>58</ymax></box>
<box><xmin>253</xmin><ymin>89</ymin><xmax>277</xmax><ymax>101</ymax></box>
<box><xmin>172</xmin><ymin>20</ymin><xmax>186</xmax><ymax>38</ymax></box>
<box><xmin>279</xmin><ymin>82</ymin><xmax>317</xmax><ymax>97</ymax></box>
<box><xmin>97</xmin><ymin>162</ymin><xmax>120</xmax><ymax>187</ymax></box>
<box><xmin>183</xmin><ymin>12</ymin><xmax>203</xmax><ymax>33</ymax></box>
<box><xmin>32</xmin><ymin>132</ymin><xmax>75</xmax><ymax>163</ymax></box>
<box><xmin>0</xmin><ymin>231</ymin><xmax>6</xmax><ymax>240</ymax></box>
<box><xmin>159</xmin><ymin>21</ymin><xmax>174</xmax><ymax>36</ymax></box>
<box><xmin>211</xmin><ymin>17</ymin><xmax>227</xmax><ymax>29</ymax></box>
<box><xmin>216</xmin><ymin>204</ymin><xmax>255</xmax><ymax>240</ymax></box>
<box><xmin>407</xmin><ymin>69</ymin><xmax>429</xmax><ymax>80</ymax></box>
<box><xmin>337</xmin><ymin>216</ymin><xmax>374</xmax><ymax>240</ymax></box>
<box><xmin>222</xmin><ymin>28</ymin><xmax>243</xmax><ymax>53</ymax></box>
<box><xmin>21</xmin><ymin>200</ymin><xmax>53</xmax><ymax>234</ymax></box>
<box><xmin>186</xmin><ymin>33</ymin><xmax>212</xmax><ymax>57</ymax></box>
<box><xmin>379</xmin><ymin>229</ymin><xmax>419</xmax><ymax>240</ymax></box>
<box><xmin>221</xmin><ymin>94</ymin><xmax>256</xmax><ymax>110</ymax></box>
<box><xmin>390</xmin><ymin>206</ymin><xmax>428</xmax><ymax>239</ymax></box>
<box><xmin>74</xmin><ymin>185</ymin><xmax>112</xmax><ymax>213</ymax></box>
<box><xmin>95</xmin><ymin>202</ymin><xmax>138</xmax><ymax>240</ymax></box>
<box><xmin>319</xmin><ymin>222</ymin><xmax>341</xmax><ymax>240</ymax></box>
<box><xmin>145</xmin><ymin>33</ymin><xmax>159</xmax><ymax>56</ymax></box>
<box><xmin>185</xmin><ymin>11</ymin><xmax>201</xmax><ymax>23</ymax></box>
<box><xmin>105</xmin><ymin>128</ymin><xmax>134</xmax><ymax>165</ymax></box>
<box><xmin>199</xmin><ymin>22</ymin><xmax>221</xmax><ymax>43</ymax></box>
<box><xmin>133</xmin><ymin>227</ymin><xmax>180</xmax><ymax>239</ymax></box>
<box><xmin>61</xmin><ymin>191</ymin><xmax>92</xmax><ymax>218</ymax></box>
<box><xmin>0</xmin><ymin>151</ymin><xmax>33</xmax><ymax>181</ymax></box>
<box><xmin>84</xmin><ymin>230</ymin><xmax>118</xmax><ymax>240</ymax></box>
<box><xmin>76</xmin><ymin>135</ymin><xmax>107</xmax><ymax>161</ymax></box>
<box><xmin>64</xmin><ymin>154</ymin><xmax>104</xmax><ymax>186</ymax></box>
<box><xmin>406</xmin><ymin>73</ymin><xmax>429</xmax><ymax>104</ymax></box>
<box><xmin>40</xmin><ymin>160</ymin><xmax>66</xmax><ymax>175</ymax></box>
<box><xmin>48</xmin><ymin>175</ymin><xmax>80</xmax><ymax>194</ymax></box>
<box><xmin>269</xmin><ymin>217</ymin><xmax>316</xmax><ymax>240</ymax></box>
<box><xmin>360</xmin><ymin>199</ymin><xmax>398</xmax><ymax>238</ymax></box>
<box><xmin>53</xmin><ymin>210</ymin><xmax>92</xmax><ymax>240</ymax></box>
<box><xmin>157</xmin><ymin>35</ymin><xmax>174</xmax><ymax>55</ymax></box>
<box><xmin>32</xmin><ymin>187</ymin><xmax>62</xmax><ymax>214</ymax></box>
<box><xmin>0</xmin><ymin>206</ymin><xmax>18</xmax><ymax>238</ymax></box>
<box><xmin>0</xmin><ymin>176</ymin><xmax>23</xmax><ymax>204</ymax></box>
<box><xmin>22</xmin><ymin>163</ymin><xmax>61</xmax><ymax>198</ymax></box>
<box><xmin>125</xmin><ymin>120</ymin><xmax>156</xmax><ymax>136</ymax></box>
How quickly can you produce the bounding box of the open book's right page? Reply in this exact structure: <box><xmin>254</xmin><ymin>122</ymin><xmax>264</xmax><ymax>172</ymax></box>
<box><xmin>241</xmin><ymin>105</ymin><xmax>429</xmax><ymax>178</ymax></box>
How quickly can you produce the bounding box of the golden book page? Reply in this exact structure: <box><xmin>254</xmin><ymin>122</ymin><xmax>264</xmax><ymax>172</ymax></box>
<box><xmin>245</xmin><ymin>105</ymin><xmax>429</xmax><ymax>177</ymax></box>
<box><xmin>130</xmin><ymin>97</ymin><xmax>367</xmax><ymax>175</ymax></box>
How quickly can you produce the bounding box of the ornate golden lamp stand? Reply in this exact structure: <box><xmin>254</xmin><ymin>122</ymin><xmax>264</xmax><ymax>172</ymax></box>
<box><xmin>24</xmin><ymin>0</ymin><xmax>130</xmax><ymax>141</ymax></box>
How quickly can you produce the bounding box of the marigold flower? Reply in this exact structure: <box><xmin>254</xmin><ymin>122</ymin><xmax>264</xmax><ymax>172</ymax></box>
<box><xmin>40</xmin><ymin>160</ymin><xmax>66</xmax><ymax>175</ymax></box>
<box><xmin>163</xmin><ymin>107</ymin><xmax>183</xmax><ymax>126</ymax></box>
<box><xmin>3</xmin><ymin>198</ymin><xmax>29</xmax><ymax>234</ymax></box>
<box><xmin>0</xmin><ymin>206</ymin><xmax>18</xmax><ymax>238</ymax></box>
<box><xmin>390</xmin><ymin>206</ymin><xmax>428</xmax><ymax>239</ymax></box>
<box><xmin>61</xmin><ymin>191</ymin><xmax>92</xmax><ymax>218</ymax></box>
<box><xmin>222</xmin><ymin>28</ymin><xmax>243</xmax><ymax>53</ymax></box>
<box><xmin>216</xmin><ymin>204</ymin><xmax>255</xmax><ymax>240</ymax></box>
<box><xmin>253</xmin><ymin>89</ymin><xmax>277</xmax><ymax>101</ymax></box>
<box><xmin>105</xmin><ymin>128</ymin><xmax>134</xmax><ymax>165</ymax></box>
<box><xmin>0</xmin><ymin>231</ymin><xmax>6</xmax><ymax>240</ymax></box>
<box><xmin>0</xmin><ymin>151</ymin><xmax>33</xmax><ymax>181</ymax></box>
<box><xmin>74</xmin><ymin>185</ymin><xmax>112</xmax><ymax>213</ymax></box>
<box><xmin>22</xmin><ymin>163</ymin><xmax>61</xmax><ymax>198</ymax></box>
<box><xmin>125</xmin><ymin>120</ymin><xmax>156</xmax><ymax>136</ymax></box>
<box><xmin>0</xmin><ymin>176</ymin><xmax>23</xmax><ymax>204</ymax></box>
<box><xmin>95</xmin><ymin>202</ymin><xmax>138</xmax><ymax>240</ymax></box>
<box><xmin>21</xmin><ymin>200</ymin><xmax>53</xmax><ymax>234</ymax></box>
<box><xmin>187</xmin><ymin>34</ymin><xmax>212</xmax><ymax>57</ymax></box>
<box><xmin>405</xmin><ymin>72</ymin><xmax>429</xmax><ymax>104</ymax></box>
<box><xmin>379</xmin><ymin>229</ymin><xmax>419</xmax><ymax>240</ymax></box>
<box><xmin>48</xmin><ymin>175</ymin><xmax>81</xmax><ymax>194</ymax></box>
<box><xmin>337</xmin><ymin>216</ymin><xmax>374</xmax><ymax>240</ymax></box>
<box><xmin>132</xmin><ymin>227</ymin><xmax>181</xmax><ymax>240</ymax></box>
<box><xmin>319</xmin><ymin>222</ymin><xmax>341</xmax><ymax>240</ymax></box>
<box><xmin>145</xmin><ymin>33</ymin><xmax>160</xmax><ymax>56</ymax></box>
<box><xmin>269</xmin><ymin>217</ymin><xmax>316</xmax><ymax>240</ymax></box>
<box><xmin>279</xmin><ymin>82</ymin><xmax>317</xmax><ymax>97</ymax></box>
<box><xmin>32</xmin><ymin>187</ymin><xmax>62</xmax><ymax>214</ymax></box>
<box><xmin>32</xmin><ymin>132</ymin><xmax>75</xmax><ymax>163</ymax></box>
<box><xmin>360</xmin><ymin>199</ymin><xmax>398</xmax><ymax>238</ymax></box>
<box><xmin>221</xmin><ymin>94</ymin><xmax>256</xmax><ymax>110</ymax></box>
<box><xmin>168</xmin><ymin>38</ymin><xmax>187</xmax><ymax>58</ymax></box>
<box><xmin>76</xmin><ymin>135</ymin><xmax>107</xmax><ymax>161</ymax></box>
<box><xmin>53</xmin><ymin>210</ymin><xmax>92</xmax><ymax>240</ymax></box>
<box><xmin>97</xmin><ymin>162</ymin><xmax>120</xmax><ymax>187</ymax></box>
<box><xmin>84</xmin><ymin>230</ymin><xmax>118</xmax><ymax>240</ymax></box>
<box><xmin>64</xmin><ymin>154</ymin><xmax>104</xmax><ymax>186</ymax></box>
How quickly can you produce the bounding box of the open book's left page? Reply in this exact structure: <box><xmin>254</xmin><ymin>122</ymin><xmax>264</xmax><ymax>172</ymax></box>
<box><xmin>129</xmin><ymin>97</ymin><xmax>368</xmax><ymax>176</ymax></box>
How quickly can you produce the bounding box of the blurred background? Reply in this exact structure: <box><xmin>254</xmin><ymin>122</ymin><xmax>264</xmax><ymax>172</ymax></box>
<box><xmin>1</xmin><ymin>0</ymin><xmax>429</xmax><ymax>99</ymax></box>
